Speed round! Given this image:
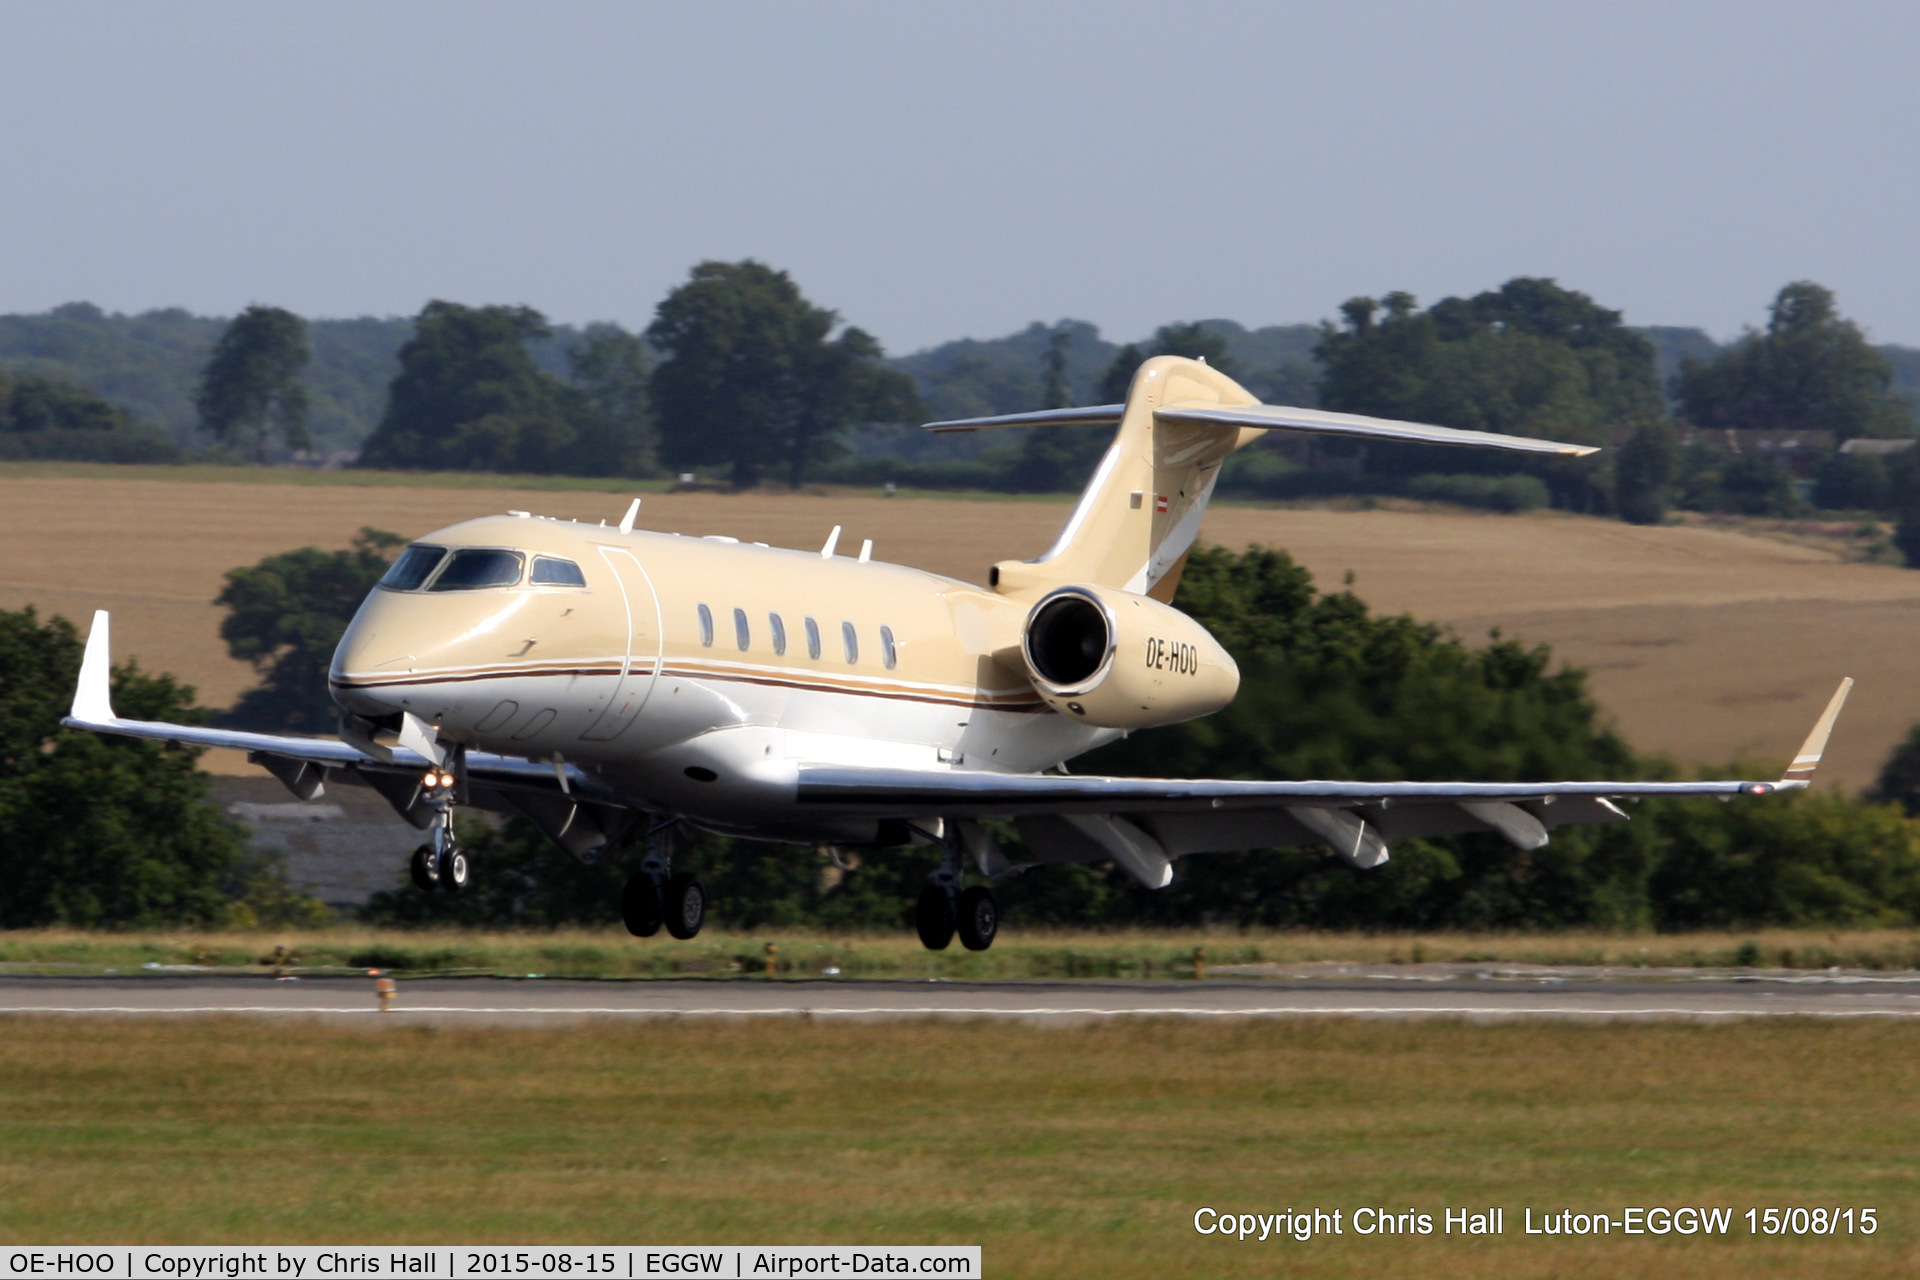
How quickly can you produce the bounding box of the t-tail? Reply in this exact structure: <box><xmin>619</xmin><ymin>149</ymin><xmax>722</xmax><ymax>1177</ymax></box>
<box><xmin>923</xmin><ymin>354</ymin><xmax>1601</xmax><ymax>600</ymax></box>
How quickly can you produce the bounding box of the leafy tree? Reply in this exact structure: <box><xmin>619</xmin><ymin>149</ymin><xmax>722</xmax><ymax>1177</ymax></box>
<box><xmin>1813</xmin><ymin>449</ymin><xmax>1890</xmax><ymax>510</ymax></box>
<box><xmin>1723</xmin><ymin>453</ymin><xmax>1803</xmax><ymax>516</ymax></box>
<box><xmin>1644</xmin><ymin>791</ymin><xmax>1920</xmax><ymax>929</ymax></box>
<box><xmin>358</xmin><ymin>302</ymin><xmax>633</xmax><ymax>476</ymax></box>
<box><xmin>1675</xmin><ymin>282</ymin><xmax>1915</xmax><ymax>442</ymax></box>
<box><xmin>1315</xmin><ymin>279</ymin><xmax>1666</xmax><ymax>510</ymax></box>
<box><xmin>0</xmin><ymin>607</ymin><xmax>249</xmax><ymax>927</ymax></box>
<box><xmin>1097</xmin><ymin>343</ymin><xmax>1144</xmax><ymax>403</ymax></box>
<box><xmin>1010</xmin><ymin>326</ymin><xmax>1106</xmax><ymax>492</ymax></box>
<box><xmin>0</xmin><ymin>369</ymin><xmax>180</xmax><ymax>463</ymax></box>
<box><xmin>1039</xmin><ymin>327</ymin><xmax>1071</xmax><ymax>410</ymax></box>
<box><xmin>2</xmin><ymin>370</ymin><xmax>131</xmax><ymax>432</ymax></box>
<box><xmin>1614</xmin><ymin>421</ymin><xmax>1678</xmax><ymax>524</ymax></box>
<box><xmin>215</xmin><ymin>528</ymin><xmax>403</xmax><ymax>732</ymax></box>
<box><xmin>567</xmin><ymin>323</ymin><xmax>656</xmax><ymax>473</ymax></box>
<box><xmin>195</xmin><ymin>305</ymin><xmax>312</xmax><ymax>461</ymax></box>
<box><xmin>1869</xmin><ymin>724</ymin><xmax>1920</xmax><ymax>816</ymax></box>
<box><xmin>1149</xmin><ymin>321</ymin><xmax>1237</xmax><ymax>374</ymax></box>
<box><xmin>648</xmin><ymin>261</ymin><xmax>920</xmax><ymax>488</ymax></box>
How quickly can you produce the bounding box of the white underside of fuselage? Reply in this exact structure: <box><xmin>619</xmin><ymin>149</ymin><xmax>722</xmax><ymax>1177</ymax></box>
<box><xmin>335</xmin><ymin>663</ymin><xmax>1118</xmax><ymax>844</ymax></box>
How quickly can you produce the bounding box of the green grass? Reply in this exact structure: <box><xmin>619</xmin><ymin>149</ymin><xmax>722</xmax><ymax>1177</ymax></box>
<box><xmin>0</xmin><ymin>1017</ymin><xmax>1912</xmax><ymax>1277</ymax></box>
<box><xmin>5</xmin><ymin>926</ymin><xmax>1920</xmax><ymax>980</ymax></box>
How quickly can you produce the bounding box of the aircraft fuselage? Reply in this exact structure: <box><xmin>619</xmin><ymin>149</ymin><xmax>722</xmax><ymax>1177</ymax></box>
<box><xmin>328</xmin><ymin>512</ymin><xmax>1116</xmax><ymax>843</ymax></box>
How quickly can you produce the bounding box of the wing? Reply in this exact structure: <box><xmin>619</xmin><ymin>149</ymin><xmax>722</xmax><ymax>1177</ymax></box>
<box><xmin>797</xmin><ymin>679</ymin><xmax>1854</xmax><ymax>885</ymax></box>
<box><xmin>62</xmin><ymin>611</ymin><xmax>637</xmax><ymax>859</ymax></box>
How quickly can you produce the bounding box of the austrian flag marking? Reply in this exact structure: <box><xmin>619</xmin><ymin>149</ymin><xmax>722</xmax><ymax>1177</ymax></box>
<box><xmin>1154</xmin><ymin>494</ymin><xmax>1170</xmax><ymax>513</ymax></box>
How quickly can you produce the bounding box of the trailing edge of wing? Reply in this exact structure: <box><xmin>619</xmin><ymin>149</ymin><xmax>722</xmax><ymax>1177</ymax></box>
<box><xmin>1153</xmin><ymin>402</ymin><xmax>1600</xmax><ymax>458</ymax></box>
<box><xmin>794</xmin><ymin>767</ymin><xmax>1782</xmax><ymax>816</ymax></box>
<box><xmin>921</xmin><ymin>405</ymin><xmax>1126</xmax><ymax>433</ymax></box>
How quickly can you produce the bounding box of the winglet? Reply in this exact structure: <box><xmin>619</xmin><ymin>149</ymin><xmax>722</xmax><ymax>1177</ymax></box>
<box><xmin>1781</xmin><ymin>677</ymin><xmax>1853</xmax><ymax>785</ymax></box>
<box><xmin>71</xmin><ymin>609</ymin><xmax>117</xmax><ymax>724</ymax></box>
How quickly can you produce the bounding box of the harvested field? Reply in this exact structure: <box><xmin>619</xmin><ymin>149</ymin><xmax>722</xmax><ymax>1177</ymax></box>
<box><xmin>0</xmin><ymin>465</ymin><xmax>1912</xmax><ymax>786</ymax></box>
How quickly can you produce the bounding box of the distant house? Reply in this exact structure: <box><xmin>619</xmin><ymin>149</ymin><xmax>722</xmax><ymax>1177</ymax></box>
<box><xmin>1838</xmin><ymin>437</ymin><xmax>1918</xmax><ymax>459</ymax></box>
<box><xmin>1678</xmin><ymin>428</ymin><xmax>1834</xmax><ymax>478</ymax></box>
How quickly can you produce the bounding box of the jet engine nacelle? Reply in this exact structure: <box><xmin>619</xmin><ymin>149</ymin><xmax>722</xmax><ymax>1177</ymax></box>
<box><xmin>1019</xmin><ymin>585</ymin><xmax>1239</xmax><ymax>729</ymax></box>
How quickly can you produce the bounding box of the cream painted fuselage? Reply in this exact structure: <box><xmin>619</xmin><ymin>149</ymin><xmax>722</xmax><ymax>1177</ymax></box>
<box><xmin>329</xmin><ymin>513</ymin><xmax>1115</xmax><ymax>843</ymax></box>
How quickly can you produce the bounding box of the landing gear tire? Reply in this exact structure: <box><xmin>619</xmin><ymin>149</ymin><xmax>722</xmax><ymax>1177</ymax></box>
<box><xmin>437</xmin><ymin>844</ymin><xmax>470</xmax><ymax>892</ymax></box>
<box><xmin>410</xmin><ymin>845</ymin><xmax>439</xmax><ymax>891</ymax></box>
<box><xmin>915</xmin><ymin>885</ymin><xmax>957</xmax><ymax>951</ymax></box>
<box><xmin>956</xmin><ymin>885</ymin><xmax>999</xmax><ymax>951</ymax></box>
<box><xmin>665</xmin><ymin>873</ymin><xmax>707</xmax><ymax>940</ymax></box>
<box><xmin>622</xmin><ymin>872</ymin><xmax>664</xmax><ymax>937</ymax></box>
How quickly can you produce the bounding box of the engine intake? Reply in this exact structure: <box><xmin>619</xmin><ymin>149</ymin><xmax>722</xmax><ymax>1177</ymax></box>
<box><xmin>1019</xmin><ymin>585</ymin><xmax>1238</xmax><ymax>729</ymax></box>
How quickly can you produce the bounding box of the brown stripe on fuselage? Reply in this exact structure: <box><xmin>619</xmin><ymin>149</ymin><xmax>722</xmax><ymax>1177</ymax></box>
<box><xmin>332</xmin><ymin>654</ymin><xmax>1047</xmax><ymax>713</ymax></box>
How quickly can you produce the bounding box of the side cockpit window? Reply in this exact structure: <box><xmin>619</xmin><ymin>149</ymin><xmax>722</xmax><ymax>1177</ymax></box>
<box><xmin>380</xmin><ymin>544</ymin><xmax>445</xmax><ymax>591</ymax></box>
<box><xmin>530</xmin><ymin>556</ymin><xmax>587</xmax><ymax>587</ymax></box>
<box><xmin>427</xmin><ymin>549</ymin><xmax>524</xmax><ymax>591</ymax></box>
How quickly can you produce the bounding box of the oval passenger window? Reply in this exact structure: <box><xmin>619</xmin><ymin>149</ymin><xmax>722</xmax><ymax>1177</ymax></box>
<box><xmin>697</xmin><ymin>603</ymin><xmax>714</xmax><ymax>647</ymax></box>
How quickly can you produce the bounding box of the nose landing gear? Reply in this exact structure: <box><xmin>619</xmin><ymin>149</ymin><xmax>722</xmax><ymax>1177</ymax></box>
<box><xmin>407</xmin><ymin>756</ymin><xmax>468</xmax><ymax>893</ymax></box>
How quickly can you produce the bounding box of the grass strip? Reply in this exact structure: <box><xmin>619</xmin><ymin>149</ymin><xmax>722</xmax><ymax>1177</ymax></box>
<box><xmin>0</xmin><ymin>1017</ymin><xmax>1912</xmax><ymax>1278</ymax></box>
<box><xmin>3</xmin><ymin>926</ymin><xmax>1919</xmax><ymax>980</ymax></box>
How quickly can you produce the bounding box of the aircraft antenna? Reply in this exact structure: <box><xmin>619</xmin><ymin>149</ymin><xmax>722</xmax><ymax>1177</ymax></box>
<box><xmin>618</xmin><ymin>498</ymin><xmax>642</xmax><ymax>535</ymax></box>
<box><xmin>820</xmin><ymin>526</ymin><xmax>841</xmax><ymax>559</ymax></box>
<box><xmin>859</xmin><ymin>539</ymin><xmax>873</xmax><ymax>563</ymax></box>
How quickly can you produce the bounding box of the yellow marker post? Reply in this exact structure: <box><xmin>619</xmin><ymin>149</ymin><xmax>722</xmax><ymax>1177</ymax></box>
<box><xmin>371</xmin><ymin>969</ymin><xmax>396</xmax><ymax>1013</ymax></box>
<box><xmin>1193</xmin><ymin>946</ymin><xmax>1206</xmax><ymax>980</ymax></box>
<box><xmin>764</xmin><ymin>943</ymin><xmax>778</xmax><ymax>977</ymax></box>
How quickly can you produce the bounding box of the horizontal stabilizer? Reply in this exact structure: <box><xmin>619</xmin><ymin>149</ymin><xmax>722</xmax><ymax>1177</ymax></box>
<box><xmin>1153</xmin><ymin>402</ymin><xmax>1599</xmax><ymax>458</ymax></box>
<box><xmin>922</xmin><ymin>405</ymin><xmax>1125</xmax><ymax>433</ymax></box>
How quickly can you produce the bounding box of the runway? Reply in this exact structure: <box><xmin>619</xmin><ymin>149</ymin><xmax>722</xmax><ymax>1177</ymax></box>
<box><xmin>5</xmin><ymin>969</ymin><xmax>1920</xmax><ymax>1023</ymax></box>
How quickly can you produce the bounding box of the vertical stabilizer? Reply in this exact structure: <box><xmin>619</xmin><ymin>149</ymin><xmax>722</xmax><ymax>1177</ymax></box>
<box><xmin>991</xmin><ymin>356</ymin><xmax>1261</xmax><ymax>600</ymax></box>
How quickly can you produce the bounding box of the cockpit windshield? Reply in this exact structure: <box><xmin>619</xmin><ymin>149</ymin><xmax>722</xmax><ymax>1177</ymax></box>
<box><xmin>427</xmin><ymin>549</ymin><xmax>525</xmax><ymax>591</ymax></box>
<box><xmin>380</xmin><ymin>544</ymin><xmax>446</xmax><ymax>591</ymax></box>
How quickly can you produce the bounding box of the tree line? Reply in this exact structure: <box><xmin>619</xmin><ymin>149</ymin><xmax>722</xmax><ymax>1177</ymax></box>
<box><xmin>10</xmin><ymin>268</ymin><xmax>1920</xmax><ymax>544</ymax></box>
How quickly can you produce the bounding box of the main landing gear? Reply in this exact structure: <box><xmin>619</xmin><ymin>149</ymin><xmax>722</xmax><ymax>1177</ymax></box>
<box><xmin>915</xmin><ymin>826</ymin><xmax>998</xmax><ymax>952</ymax></box>
<box><xmin>409</xmin><ymin>764</ymin><xmax>468</xmax><ymax>892</ymax></box>
<box><xmin>623</xmin><ymin>825</ymin><xmax>707</xmax><ymax>940</ymax></box>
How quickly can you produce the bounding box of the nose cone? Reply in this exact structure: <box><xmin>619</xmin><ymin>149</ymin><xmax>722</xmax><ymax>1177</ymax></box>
<box><xmin>329</xmin><ymin>590</ymin><xmax>417</xmax><ymax>717</ymax></box>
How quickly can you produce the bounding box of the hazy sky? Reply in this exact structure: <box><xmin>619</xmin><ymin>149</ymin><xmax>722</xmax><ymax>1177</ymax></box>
<box><xmin>3</xmin><ymin>1</ymin><xmax>1917</xmax><ymax>353</ymax></box>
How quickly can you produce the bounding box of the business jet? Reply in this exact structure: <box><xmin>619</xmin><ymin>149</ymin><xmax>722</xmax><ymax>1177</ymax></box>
<box><xmin>64</xmin><ymin>356</ymin><xmax>1851</xmax><ymax>950</ymax></box>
